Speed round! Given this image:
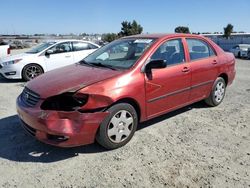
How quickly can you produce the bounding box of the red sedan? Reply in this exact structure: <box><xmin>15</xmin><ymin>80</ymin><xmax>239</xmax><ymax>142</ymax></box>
<box><xmin>16</xmin><ymin>34</ymin><xmax>236</xmax><ymax>149</ymax></box>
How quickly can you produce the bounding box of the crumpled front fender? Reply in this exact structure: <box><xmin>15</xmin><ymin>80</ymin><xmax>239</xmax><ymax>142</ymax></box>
<box><xmin>79</xmin><ymin>94</ymin><xmax>114</xmax><ymax>111</ymax></box>
<box><xmin>39</xmin><ymin>110</ymin><xmax>109</xmax><ymax>135</ymax></box>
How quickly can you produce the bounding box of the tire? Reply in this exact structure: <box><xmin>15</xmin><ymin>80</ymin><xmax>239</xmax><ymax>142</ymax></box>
<box><xmin>22</xmin><ymin>64</ymin><xmax>44</xmax><ymax>81</ymax></box>
<box><xmin>96</xmin><ymin>103</ymin><xmax>138</xmax><ymax>149</ymax></box>
<box><xmin>205</xmin><ymin>77</ymin><xmax>226</xmax><ymax>107</ymax></box>
<box><xmin>238</xmin><ymin>52</ymin><xmax>241</xmax><ymax>58</ymax></box>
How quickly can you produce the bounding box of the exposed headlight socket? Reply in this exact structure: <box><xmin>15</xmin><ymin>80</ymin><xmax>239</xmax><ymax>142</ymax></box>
<box><xmin>41</xmin><ymin>92</ymin><xmax>88</xmax><ymax>111</ymax></box>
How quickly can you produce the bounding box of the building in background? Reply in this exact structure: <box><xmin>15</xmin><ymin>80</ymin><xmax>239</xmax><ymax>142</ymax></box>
<box><xmin>203</xmin><ymin>33</ymin><xmax>250</xmax><ymax>51</ymax></box>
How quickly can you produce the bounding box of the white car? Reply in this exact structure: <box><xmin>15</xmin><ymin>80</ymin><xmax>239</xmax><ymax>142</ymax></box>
<box><xmin>229</xmin><ymin>44</ymin><xmax>250</xmax><ymax>58</ymax></box>
<box><xmin>0</xmin><ymin>43</ymin><xmax>10</xmax><ymax>59</ymax></box>
<box><xmin>0</xmin><ymin>40</ymin><xmax>99</xmax><ymax>81</ymax></box>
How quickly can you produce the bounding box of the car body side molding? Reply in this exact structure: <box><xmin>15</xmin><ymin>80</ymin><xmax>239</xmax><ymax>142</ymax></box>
<box><xmin>147</xmin><ymin>80</ymin><xmax>214</xmax><ymax>103</ymax></box>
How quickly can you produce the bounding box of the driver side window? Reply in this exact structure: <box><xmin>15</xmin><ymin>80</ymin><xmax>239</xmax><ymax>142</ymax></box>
<box><xmin>151</xmin><ymin>39</ymin><xmax>185</xmax><ymax>66</ymax></box>
<box><xmin>49</xmin><ymin>42</ymin><xmax>72</xmax><ymax>54</ymax></box>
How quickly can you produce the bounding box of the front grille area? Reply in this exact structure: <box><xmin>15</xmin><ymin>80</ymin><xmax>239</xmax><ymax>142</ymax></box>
<box><xmin>21</xmin><ymin>87</ymin><xmax>40</xmax><ymax>107</ymax></box>
<box><xmin>47</xmin><ymin>134</ymin><xmax>69</xmax><ymax>142</ymax></box>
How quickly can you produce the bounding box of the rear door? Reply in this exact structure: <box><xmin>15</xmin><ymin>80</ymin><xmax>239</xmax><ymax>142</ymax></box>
<box><xmin>72</xmin><ymin>42</ymin><xmax>98</xmax><ymax>62</ymax></box>
<box><xmin>185</xmin><ymin>38</ymin><xmax>218</xmax><ymax>102</ymax></box>
<box><xmin>44</xmin><ymin>42</ymin><xmax>75</xmax><ymax>71</ymax></box>
<box><xmin>145</xmin><ymin>38</ymin><xmax>191</xmax><ymax>119</ymax></box>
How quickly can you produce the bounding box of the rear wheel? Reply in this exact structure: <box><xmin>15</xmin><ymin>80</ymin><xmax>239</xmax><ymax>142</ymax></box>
<box><xmin>96</xmin><ymin>103</ymin><xmax>138</xmax><ymax>149</ymax></box>
<box><xmin>22</xmin><ymin>64</ymin><xmax>44</xmax><ymax>81</ymax></box>
<box><xmin>205</xmin><ymin>77</ymin><xmax>226</xmax><ymax>107</ymax></box>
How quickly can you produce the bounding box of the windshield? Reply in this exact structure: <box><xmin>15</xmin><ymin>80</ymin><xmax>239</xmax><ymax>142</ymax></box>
<box><xmin>83</xmin><ymin>38</ymin><xmax>155</xmax><ymax>70</ymax></box>
<box><xmin>26</xmin><ymin>42</ymin><xmax>56</xmax><ymax>54</ymax></box>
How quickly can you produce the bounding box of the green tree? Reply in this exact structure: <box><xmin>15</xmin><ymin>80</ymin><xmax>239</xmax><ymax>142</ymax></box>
<box><xmin>80</xmin><ymin>33</ymin><xmax>88</xmax><ymax>37</ymax></box>
<box><xmin>223</xmin><ymin>24</ymin><xmax>234</xmax><ymax>39</ymax></box>
<box><xmin>119</xmin><ymin>20</ymin><xmax>143</xmax><ymax>37</ymax></box>
<box><xmin>174</xmin><ymin>26</ymin><xmax>190</xmax><ymax>34</ymax></box>
<box><xmin>102</xmin><ymin>33</ymin><xmax>118</xmax><ymax>42</ymax></box>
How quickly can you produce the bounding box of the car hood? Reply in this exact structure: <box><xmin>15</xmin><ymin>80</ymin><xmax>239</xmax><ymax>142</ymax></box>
<box><xmin>0</xmin><ymin>53</ymin><xmax>35</xmax><ymax>62</ymax></box>
<box><xmin>26</xmin><ymin>64</ymin><xmax>123</xmax><ymax>99</ymax></box>
<box><xmin>240</xmin><ymin>48</ymin><xmax>249</xmax><ymax>51</ymax></box>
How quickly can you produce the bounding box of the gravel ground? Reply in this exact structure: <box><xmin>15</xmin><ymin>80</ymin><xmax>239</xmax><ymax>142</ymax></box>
<box><xmin>0</xmin><ymin>58</ymin><xmax>249</xmax><ymax>188</ymax></box>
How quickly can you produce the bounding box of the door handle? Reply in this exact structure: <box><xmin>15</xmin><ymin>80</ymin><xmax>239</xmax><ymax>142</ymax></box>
<box><xmin>65</xmin><ymin>55</ymin><xmax>71</xmax><ymax>58</ymax></box>
<box><xmin>212</xmin><ymin>59</ymin><xmax>218</xmax><ymax>64</ymax></box>
<box><xmin>182</xmin><ymin>67</ymin><xmax>190</xmax><ymax>73</ymax></box>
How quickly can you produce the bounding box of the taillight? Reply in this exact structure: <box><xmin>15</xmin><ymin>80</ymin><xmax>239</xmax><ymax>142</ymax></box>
<box><xmin>7</xmin><ymin>47</ymin><xmax>11</xmax><ymax>55</ymax></box>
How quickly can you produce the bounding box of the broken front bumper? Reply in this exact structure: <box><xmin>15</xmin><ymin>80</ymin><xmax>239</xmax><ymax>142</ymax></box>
<box><xmin>16</xmin><ymin>95</ymin><xmax>109</xmax><ymax>147</ymax></box>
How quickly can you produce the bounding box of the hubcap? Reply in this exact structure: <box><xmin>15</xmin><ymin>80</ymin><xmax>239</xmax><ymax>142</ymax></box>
<box><xmin>107</xmin><ymin>110</ymin><xmax>134</xmax><ymax>143</ymax></box>
<box><xmin>214</xmin><ymin>81</ymin><xmax>225</xmax><ymax>103</ymax></box>
<box><xmin>25</xmin><ymin>66</ymin><xmax>42</xmax><ymax>79</ymax></box>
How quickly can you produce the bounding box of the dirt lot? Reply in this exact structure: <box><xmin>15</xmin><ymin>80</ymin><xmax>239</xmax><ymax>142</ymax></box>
<box><xmin>0</xmin><ymin>59</ymin><xmax>249</xmax><ymax>188</ymax></box>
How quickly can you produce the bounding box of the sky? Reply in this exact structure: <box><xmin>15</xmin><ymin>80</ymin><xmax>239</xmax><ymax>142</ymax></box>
<box><xmin>0</xmin><ymin>0</ymin><xmax>249</xmax><ymax>35</ymax></box>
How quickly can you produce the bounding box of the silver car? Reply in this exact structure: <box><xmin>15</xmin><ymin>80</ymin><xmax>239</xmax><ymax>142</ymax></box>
<box><xmin>230</xmin><ymin>44</ymin><xmax>250</xmax><ymax>58</ymax></box>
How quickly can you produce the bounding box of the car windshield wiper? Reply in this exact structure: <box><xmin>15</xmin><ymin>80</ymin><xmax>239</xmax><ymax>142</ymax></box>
<box><xmin>79</xmin><ymin>59</ymin><xmax>95</xmax><ymax>67</ymax></box>
<box><xmin>79</xmin><ymin>60</ymin><xmax>118</xmax><ymax>70</ymax></box>
<box><xmin>89</xmin><ymin>62</ymin><xmax>118</xmax><ymax>70</ymax></box>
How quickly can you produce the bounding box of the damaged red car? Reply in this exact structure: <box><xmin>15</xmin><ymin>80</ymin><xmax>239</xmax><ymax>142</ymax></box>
<box><xmin>16</xmin><ymin>34</ymin><xmax>236</xmax><ymax>149</ymax></box>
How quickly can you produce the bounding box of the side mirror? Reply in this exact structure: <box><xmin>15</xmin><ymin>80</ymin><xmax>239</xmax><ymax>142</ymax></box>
<box><xmin>45</xmin><ymin>49</ymin><xmax>53</xmax><ymax>56</ymax></box>
<box><xmin>145</xmin><ymin>59</ymin><xmax>167</xmax><ymax>72</ymax></box>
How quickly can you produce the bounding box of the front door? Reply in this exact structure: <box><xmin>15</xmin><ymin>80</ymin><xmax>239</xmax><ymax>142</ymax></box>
<box><xmin>145</xmin><ymin>38</ymin><xmax>191</xmax><ymax>119</ymax></box>
<box><xmin>44</xmin><ymin>42</ymin><xmax>75</xmax><ymax>71</ymax></box>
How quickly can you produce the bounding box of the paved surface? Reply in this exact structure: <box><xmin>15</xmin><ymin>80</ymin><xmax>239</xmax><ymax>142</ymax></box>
<box><xmin>0</xmin><ymin>59</ymin><xmax>249</xmax><ymax>187</ymax></box>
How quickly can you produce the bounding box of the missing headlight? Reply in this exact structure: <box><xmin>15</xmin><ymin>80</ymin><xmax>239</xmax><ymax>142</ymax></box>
<box><xmin>41</xmin><ymin>92</ymin><xmax>88</xmax><ymax>111</ymax></box>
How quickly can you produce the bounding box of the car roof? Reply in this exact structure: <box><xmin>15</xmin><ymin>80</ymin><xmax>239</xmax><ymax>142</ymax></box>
<box><xmin>239</xmin><ymin>44</ymin><xmax>250</xmax><ymax>46</ymax></box>
<box><xmin>44</xmin><ymin>39</ymin><xmax>98</xmax><ymax>45</ymax></box>
<box><xmin>122</xmin><ymin>33</ymin><xmax>205</xmax><ymax>40</ymax></box>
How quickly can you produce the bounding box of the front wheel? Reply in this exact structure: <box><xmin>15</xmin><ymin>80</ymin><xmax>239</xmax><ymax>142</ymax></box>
<box><xmin>238</xmin><ymin>52</ymin><xmax>241</xmax><ymax>58</ymax></box>
<box><xmin>96</xmin><ymin>103</ymin><xmax>138</xmax><ymax>149</ymax></box>
<box><xmin>205</xmin><ymin>77</ymin><xmax>226</xmax><ymax>107</ymax></box>
<box><xmin>22</xmin><ymin>64</ymin><xmax>44</xmax><ymax>81</ymax></box>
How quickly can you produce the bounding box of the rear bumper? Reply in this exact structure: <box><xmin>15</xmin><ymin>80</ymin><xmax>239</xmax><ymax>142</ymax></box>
<box><xmin>16</xmin><ymin>95</ymin><xmax>109</xmax><ymax>147</ymax></box>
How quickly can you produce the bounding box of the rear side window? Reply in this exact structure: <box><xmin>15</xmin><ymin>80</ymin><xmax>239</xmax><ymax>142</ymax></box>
<box><xmin>72</xmin><ymin>42</ymin><xmax>90</xmax><ymax>51</ymax></box>
<box><xmin>151</xmin><ymin>39</ymin><xmax>185</xmax><ymax>66</ymax></box>
<box><xmin>186</xmin><ymin>39</ymin><xmax>215</xmax><ymax>61</ymax></box>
